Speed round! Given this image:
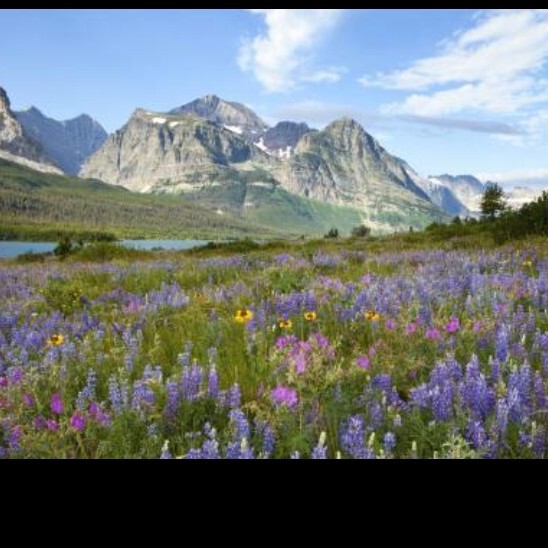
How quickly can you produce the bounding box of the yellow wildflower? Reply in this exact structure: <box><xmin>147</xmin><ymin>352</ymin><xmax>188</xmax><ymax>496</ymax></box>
<box><xmin>365</xmin><ymin>311</ymin><xmax>381</xmax><ymax>323</ymax></box>
<box><xmin>304</xmin><ymin>311</ymin><xmax>318</xmax><ymax>322</ymax></box>
<box><xmin>279</xmin><ymin>319</ymin><xmax>293</xmax><ymax>330</ymax></box>
<box><xmin>235</xmin><ymin>309</ymin><xmax>254</xmax><ymax>324</ymax></box>
<box><xmin>47</xmin><ymin>334</ymin><xmax>65</xmax><ymax>347</ymax></box>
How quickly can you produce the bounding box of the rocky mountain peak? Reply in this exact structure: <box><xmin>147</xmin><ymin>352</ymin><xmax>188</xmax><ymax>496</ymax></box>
<box><xmin>0</xmin><ymin>85</ymin><xmax>59</xmax><ymax>171</ymax></box>
<box><xmin>0</xmin><ymin>86</ymin><xmax>11</xmax><ymax>112</ymax></box>
<box><xmin>15</xmin><ymin>104</ymin><xmax>108</xmax><ymax>175</ymax></box>
<box><xmin>170</xmin><ymin>95</ymin><xmax>269</xmax><ymax>138</ymax></box>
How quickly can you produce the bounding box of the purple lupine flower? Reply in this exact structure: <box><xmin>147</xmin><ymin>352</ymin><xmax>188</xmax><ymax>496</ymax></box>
<box><xmin>208</xmin><ymin>367</ymin><xmax>219</xmax><ymax>399</ymax></box>
<box><xmin>225</xmin><ymin>384</ymin><xmax>241</xmax><ymax>409</ymax></box>
<box><xmin>108</xmin><ymin>376</ymin><xmax>124</xmax><ymax>414</ymax></box>
<box><xmin>431</xmin><ymin>382</ymin><xmax>454</xmax><ymax>422</ymax></box>
<box><xmin>131</xmin><ymin>380</ymin><xmax>155</xmax><ymax>412</ymax></box>
<box><xmin>262</xmin><ymin>425</ymin><xmax>276</xmax><ymax>459</ymax></box>
<box><xmin>184</xmin><ymin>449</ymin><xmax>201</xmax><ymax>459</ymax></box>
<box><xmin>459</xmin><ymin>356</ymin><xmax>495</xmax><ymax>420</ymax></box>
<box><xmin>201</xmin><ymin>424</ymin><xmax>220</xmax><ymax>460</ymax></box>
<box><xmin>8</xmin><ymin>426</ymin><xmax>22</xmax><ymax>453</ymax></box>
<box><xmin>8</xmin><ymin>367</ymin><xmax>23</xmax><ymax>385</ymax></box>
<box><xmin>165</xmin><ymin>380</ymin><xmax>181</xmax><ymax>418</ymax></box>
<box><xmin>229</xmin><ymin>409</ymin><xmax>250</xmax><ymax>442</ymax></box>
<box><xmin>384</xmin><ymin>433</ymin><xmax>397</xmax><ymax>456</ymax></box>
<box><xmin>372</xmin><ymin>375</ymin><xmax>392</xmax><ymax>393</ymax></box>
<box><xmin>495</xmin><ymin>328</ymin><xmax>509</xmax><ymax>363</ymax></box>
<box><xmin>181</xmin><ymin>364</ymin><xmax>203</xmax><ymax>402</ymax></box>
<box><xmin>466</xmin><ymin>420</ymin><xmax>489</xmax><ymax>451</ymax></box>
<box><xmin>533</xmin><ymin>372</ymin><xmax>546</xmax><ymax>410</ymax></box>
<box><xmin>341</xmin><ymin>416</ymin><xmax>373</xmax><ymax>460</ymax></box>
<box><xmin>50</xmin><ymin>393</ymin><xmax>64</xmax><ymax>415</ymax></box>
<box><xmin>271</xmin><ymin>386</ymin><xmax>299</xmax><ymax>409</ymax></box>
<box><xmin>76</xmin><ymin>369</ymin><xmax>97</xmax><ymax>410</ymax></box>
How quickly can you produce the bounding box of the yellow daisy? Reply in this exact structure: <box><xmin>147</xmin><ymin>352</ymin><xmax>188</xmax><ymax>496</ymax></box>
<box><xmin>304</xmin><ymin>311</ymin><xmax>318</xmax><ymax>322</ymax></box>
<box><xmin>47</xmin><ymin>334</ymin><xmax>65</xmax><ymax>347</ymax></box>
<box><xmin>365</xmin><ymin>311</ymin><xmax>381</xmax><ymax>323</ymax></box>
<box><xmin>279</xmin><ymin>319</ymin><xmax>293</xmax><ymax>330</ymax></box>
<box><xmin>235</xmin><ymin>309</ymin><xmax>254</xmax><ymax>324</ymax></box>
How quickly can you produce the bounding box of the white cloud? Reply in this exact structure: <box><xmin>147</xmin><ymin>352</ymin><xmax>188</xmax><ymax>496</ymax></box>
<box><xmin>239</xmin><ymin>9</ymin><xmax>345</xmax><ymax>92</ymax></box>
<box><xmin>476</xmin><ymin>167</ymin><xmax>548</xmax><ymax>187</ymax></box>
<box><xmin>361</xmin><ymin>10</ymin><xmax>548</xmax><ymax>119</ymax></box>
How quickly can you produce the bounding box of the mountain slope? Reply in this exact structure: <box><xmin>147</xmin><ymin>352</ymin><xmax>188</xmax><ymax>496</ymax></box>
<box><xmin>0</xmin><ymin>158</ymin><xmax>289</xmax><ymax>240</ymax></box>
<box><xmin>430</xmin><ymin>175</ymin><xmax>485</xmax><ymax>214</ymax></box>
<box><xmin>0</xmin><ymin>86</ymin><xmax>60</xmax><ymax>173</ymax></box>
<box><xmin>16</xmin><ymin>107</ymin><xmax>107</xmax><ymax>175</ymax></box>
<box><xmin>276</xmin><ymin>118</ymin><xmax>446</xmax><ymax>231</ymax></box>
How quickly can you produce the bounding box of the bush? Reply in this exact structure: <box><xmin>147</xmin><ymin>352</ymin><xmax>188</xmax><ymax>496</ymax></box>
<box><xmin>351</xmin><ymin>225</ymin><xmax>372</xmax><ymax>239</ymax></box>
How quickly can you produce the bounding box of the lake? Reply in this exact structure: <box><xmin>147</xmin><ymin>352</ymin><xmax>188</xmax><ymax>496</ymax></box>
<box><xmin>0</xmin><ymin>240</ymin><xmax>211</xmax><ymax>259</ymax></box>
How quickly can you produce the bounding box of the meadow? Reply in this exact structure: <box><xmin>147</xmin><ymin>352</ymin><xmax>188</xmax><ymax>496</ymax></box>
<box><xmin>0</xmin><ymin>237</ymin><xmax>547</xmax><ymax>459</ymax></box>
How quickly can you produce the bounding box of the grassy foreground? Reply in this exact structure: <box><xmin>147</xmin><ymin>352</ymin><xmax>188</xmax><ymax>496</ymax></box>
<box><xmin>0</xmin><ymin>237</ymin><xmax>547</xmax><ymax>459</ymax></box>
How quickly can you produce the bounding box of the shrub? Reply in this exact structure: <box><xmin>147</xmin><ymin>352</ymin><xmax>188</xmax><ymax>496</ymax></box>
<box><xmin>351</xmin><ymin>225</ymin><xmax>372</xmax><ymax>239</ymax></box>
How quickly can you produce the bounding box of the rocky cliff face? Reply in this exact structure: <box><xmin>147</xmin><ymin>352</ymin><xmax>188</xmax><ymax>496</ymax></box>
<box><xmin>80</xmin><ymin>109</ymin><xmax>273</xmax><ymax>193</ymax></box>
<box><xmin>257</xmin><ymin>122</ymin><xmax>312</xmax><ymax>159</ymax></box>
<box><xmin>16</xmin><ymin>107</ymin><xmax>107</xmax><ymax>175</ymax></box>
<box><xmin>0</xmin><ymin>86</ymin><xmax>59</xmax><ymax>172</ymax></box>
<box><xmin>272</xmin><ymin>118</ymin><xmax>442</xmax><ymax>229</ymax></box>
<box><xmin>171</xmin><ymin>95</ymin><xmax>268</xmax><ymax>141</ymax></box>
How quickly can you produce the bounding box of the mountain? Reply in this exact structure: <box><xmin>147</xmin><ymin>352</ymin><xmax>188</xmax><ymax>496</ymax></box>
<box><xmin>404</xmin><ymin>169</ymin><xmax>469</xmax><ymax>217</ymax></box>
<box><xmin>170</xmin><ymin>95</ymin><xmax>268</xmax><ymax>141</ymax></box>
<box><xmin>81</xmin><ymin>108</ymin><xmax>274</xmax><ymax>193</ymax></box>
<box><xmin>82</xmin><ymin>98</ymin><xmax>449</xmax><ymax>233</ymax></box>
<box><xmin>15</xmin><ymin>107</ymin><xmax>107</xmax><ymax>175</ymax></box>
<box><xmin>0</xmin><ymin>86</ymin><xmax>60</xmax><ymax>174</ymax></box>
<box><xmin>275</xmin><ymin>118</ymin><xmax>445</xmax><ymax>231</ymax></box>
<box><xmin>257</xmin><ymin>122</ymin><xmax>313</xmax><ymax>159</ymax></box>
<box><xmin>429</xmin><ymin>175</ymin><xmax>485</xmax><ymax>214</ymax></box>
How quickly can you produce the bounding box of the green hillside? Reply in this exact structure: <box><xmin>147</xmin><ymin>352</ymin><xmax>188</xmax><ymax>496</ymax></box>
<box><xmin>0</xmin><ymin>159</ymin><xmax>366</xmax><ymax>241</ymax></box>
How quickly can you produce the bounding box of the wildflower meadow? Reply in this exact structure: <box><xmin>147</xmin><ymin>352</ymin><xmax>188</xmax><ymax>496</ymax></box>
<box><xmin>0</xmin><ymin>241</ymin><xmax>547</xmax><ymax>459</ymax></box>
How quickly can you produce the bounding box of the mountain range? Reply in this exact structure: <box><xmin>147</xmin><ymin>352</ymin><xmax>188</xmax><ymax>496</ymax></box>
<box><xmin>15</xmin><ymin>107</ymin><xmax>107</xmax><ymax>175</ymax></box>
<box><xmin>2</xmin><ymin>86</ymin><xmax>543</xmax><ymax>236</ymax></box>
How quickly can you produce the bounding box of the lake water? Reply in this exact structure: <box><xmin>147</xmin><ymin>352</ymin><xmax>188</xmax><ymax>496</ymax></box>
<box><xmin>0</xmin><ymin>240</ymin><xmax>211</xmax><ymax>259</ymax></box>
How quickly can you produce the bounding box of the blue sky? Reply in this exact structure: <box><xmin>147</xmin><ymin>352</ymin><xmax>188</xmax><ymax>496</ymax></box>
<box><xmin>1</xmin><ymin>9</ymin><xmax>548</xmax><ymax>187</ymax></box>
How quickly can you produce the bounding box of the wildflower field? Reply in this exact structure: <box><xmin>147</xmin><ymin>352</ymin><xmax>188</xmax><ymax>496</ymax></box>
<box><xmin>1</xmin><ymin>240</ymin><xmax>547</xmax><ymax>459</ymax></box>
